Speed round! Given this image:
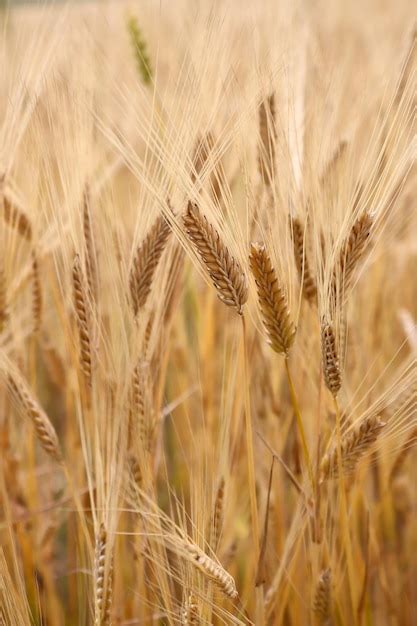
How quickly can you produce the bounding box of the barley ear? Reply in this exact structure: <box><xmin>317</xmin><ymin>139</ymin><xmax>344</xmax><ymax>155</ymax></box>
<box><xmin>312</xmin><ymin>568</ymin><xmax>331</xmax><ymax>623</ymax></box>
<box><xmin>249</xmin><ymin>242</ymin><xmax>296</xmax><ymax>355</ymax></box>
<box><xmin>321</xmin><ymin>321</ymin><xmax>342</xmax><ymax>396</ymax></box>
<box><xmin>183</xmin><ymin>201</ymin><xmax>248</xmax><ymax>315</ymax></box>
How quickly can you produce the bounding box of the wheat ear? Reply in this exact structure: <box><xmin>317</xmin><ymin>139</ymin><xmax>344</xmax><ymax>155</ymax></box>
<box><xmin>182</xmin><ymin>540</ymin><xmax>238</xmax><ymax>599</ymax></box>
<box><xmin>320</xmin><ymin>415</ymin><xmax>385</xmax><ymax>480</ymax></box>
<box><xmin>129</xmin><ymin>213</ymin><xmax>171</xmax><ymax>316</ymax></box>
<box><xmin>249</xmin><ymin>242</ymin><xmax>296</xmax><ymax>355</ymax></box>
<box><xmin>321</xmin><ymin>321</ymin><xmax>342</xmax><ymax>396</ymax></box>
<box><xmin>183</xmin><ymin>201</ymin><xmax>248</xmax><ymax>314</ymax></box>
<box><xmin>2</xmin><ymin>193</ymin><xmax>32</xmax><ymax>240</ymax></box>
<box><xmin>31</xmin><ymin>250</ymin><xmax>42</xmax><ymax>333</ymax></box>
<box><xmin>336</xmin><ymin>211</ymin><xmax>373</xmax><ymax>295</ymax></box>
<box><xmin>83</xmin><ymin>185</ymin><xmax>98</xmax><ymax>301</ymax></box>
<box><xmin>290</xmin><ymin>217</ymin><xmax>317</xmax><ymax>304</ymax></box>
<box><xmin>180</xmin><ymin>593</ymin><xmax>200</xmax><ymax>625</ymax></box>
<box><xmin>72</xmin><ymin>255</ymin><xmax>92</xmax><ymax>387</ymax></box>
<box><xmin>211</xmin><ymin>477</ymin><xmax>225</xmax><ymax>550</ymax></box>
<box><xmin>312</xmin><ymin>568</ymin><xmax>331</xmax><ymax>623</ymax></box>
<box><xmin>8</xmin><ymin>372</ymin><xmax>62</xmax><ymax>463</ymax></box>
<box><xmin>94</xmin><ymin>524</ymin><xmax>113</xmax><ymax>626</ymax></box>
<box><xmin>258</xmin><ymin>93</ymin><xmax>276</xmax><ymax>185</ymax></box>
<box><xmin>0</xmin><ymin>260</ymin><xmax>8</xmax><ymax>333</ymax></box>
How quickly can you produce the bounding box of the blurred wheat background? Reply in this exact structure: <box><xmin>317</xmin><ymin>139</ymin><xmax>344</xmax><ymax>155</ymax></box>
<box><xmin>0</xmin><ymin>0</ymin><xmax>416</xmax><ymax>624</ymax></box>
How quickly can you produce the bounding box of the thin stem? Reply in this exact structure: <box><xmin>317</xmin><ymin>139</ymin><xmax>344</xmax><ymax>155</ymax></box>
<box><xmin>333</xmin><ymin>395</ymin><xmax>358</xmax><ymax>622</ymax></box>
<box><xmin>284</xmin><ymin>357</ymin><xmax>314</xmax><ymax>488</ymax></box>
<box><xmin>241</xmin><ymin>315</ymin><xmax>264</xmax><ymax>625</ymax></box>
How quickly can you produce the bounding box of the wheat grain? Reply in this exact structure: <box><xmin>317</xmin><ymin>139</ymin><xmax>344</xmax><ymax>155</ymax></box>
<box><xmin>249</xmin><ymin>242</ymin><xmax>296</xmax><ymax>355</ymax></box>
<box><xmin>183</xmin><ymin>541</ymin><xmax>238</xmax><ymax>599</ymax></box>
<box><xmin>184</xmin><ymin>201</ymin><xmax>248</xmax><ymax>315</ymax></box>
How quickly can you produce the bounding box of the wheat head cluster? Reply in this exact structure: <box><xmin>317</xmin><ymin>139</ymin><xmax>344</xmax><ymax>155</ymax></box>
<box><xmin>0</xmin><ymin>0</ymin><xmax>416</xmax><ymax>624</ymax></box>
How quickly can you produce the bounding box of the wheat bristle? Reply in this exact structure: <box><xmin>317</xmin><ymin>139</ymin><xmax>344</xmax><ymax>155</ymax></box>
<box><xmin>129</xmin><ymin>213</ymin><xmax>171</xmax><ymax>316</ymax></box>
<box><xmin>320</xmin><ymin>415</ymin><xmax>385</xmax><ymax>480</ymax></box>
<box><xmin>249</xmin><ymin>242</ymin><xmax>296</xmax><ymax>355</ymax></box>
<box><xmin>72</xmin><ymin>254</ymin><xmax>92</xmax><ymax>386</ymax></box>
<box><xmin>183</xmin><ymin>201</ymin><xmax>248</xmax><ymax>315</ymax></box>
<box><xmin>321</xmin><ymin>322</ymin><xmax>342</xmax><ymax>396</ymax></box>
<box><xmin>312</xmin><ymin>568</ymin><xmax>331</xmax><ymax>622</ymax></box>
<box><xmin>290</xmin><ymin>217</ymin><xmax>317</xmax><ymax>304</ymax></box>
<box><xmin>8</xmin><ymin>373</ymin><xmax>62</xmax><ymax>463</ymax></box>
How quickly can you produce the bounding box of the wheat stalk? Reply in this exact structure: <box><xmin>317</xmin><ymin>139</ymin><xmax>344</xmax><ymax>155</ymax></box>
<box><xmin>249</xmin><ymin>242</ymin><xmax>296</xmax><ymax>355</ymax></box>
<box><xmin>320</xmin><ymin>415</ymin><xmax>386</xmax><ymax>480</ymax></box>
<box><xmin>72</xmin><ymin>254</ymin><xmax>92</xmax><ymax>387</ymax></box>
<box><xmin>7</xmin><ymin>372</ymin><xmax>62</xmax><ymax>463</ymax></box>
<box><xmin>129</xmin><ymin>213</ymin><xmax>171</xmax><ymax>316</ymax></box>
<box><xmin>183</xmin><ymin>201</ymin><xmax>248</xmax><ymax>315</ymax></box>
<box><xmin>321</xmin><ymin>321</ymin><xmax>342</xmax><ymax>397</ymax></box>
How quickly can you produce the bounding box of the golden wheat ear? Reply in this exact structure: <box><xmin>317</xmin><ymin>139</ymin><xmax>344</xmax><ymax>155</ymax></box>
<box><xmin>93</xmin><ymin>523</ymin><xmax>113</xmax><ymax>626</ymax></box>
<box><xmin>321</xmin><ymin>321</ymin><xmax>342</xmax><ymax>397</ymax></box>
<box><xmin>72</xmin><ymin>254</ymin><xmax>93</xmax><ymax>387</ymax></box>
<box><xmin>333</xmin><ymin>211</ymin><xmax>373</xmax><ymax>298</ymax></box>
<box><xmin>320</xmin><ymin>415</ymin><xmax>385</xmax><ymax>480</ymax></box>
<box><xmin>290</xmin><ymin>216</ymin><xmax>317</xmax><ymax>305</ymax></box>
<box><xmin>183</xmin><ymin>201</ymin><xmax>248</xmax><ymax>315</ymax></box>
<box><xmin>129</xmin><ymin>212</ymin><xmax>172</xmax><ymax>316</ymax></box>
<box><xmin>249</xmin><ymin>242</ymin><xmax>296</xmax><ymax>355</ymax></box>
<box><xmin>312</xmin><ymin>568</ymin><xmax>332</xmax><ymax>624</ymax></box>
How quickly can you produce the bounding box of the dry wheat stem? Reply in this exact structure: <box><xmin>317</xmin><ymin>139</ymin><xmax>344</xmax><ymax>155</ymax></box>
<box><xmin>129</xmin><ymin>213</ymin><xmax>171</xmax><ymax>316</ymax></box>
<box><xmin>320</xmin><ymin>415</ymin><xmax>386</xmax><ymax>480</ymax></box>
<box><xmin>183</xmin><ymin>201</ymin><xmax>248</xmax><ymax>315</ymax></box>
<box><xmin>249</xmin><ymin>242</ymin><xmax>296</xmax><ymax>355</ymax></box>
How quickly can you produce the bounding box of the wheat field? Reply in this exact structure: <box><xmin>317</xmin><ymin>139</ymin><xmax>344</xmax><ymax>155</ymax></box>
<box><xmin>0</xmin><ymin>0</ymin><xmax>416</xmax><ymax>624</ymax></box>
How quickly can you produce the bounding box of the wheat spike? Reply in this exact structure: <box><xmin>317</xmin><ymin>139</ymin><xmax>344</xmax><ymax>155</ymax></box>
<box><xmin>183</xmin><ymin>201</ymin><xmax>248</xmax><ymax>314</ymax></box>
<box><xmin>321</xmin><ymin>322</ymin><xmax>342</xmax><ymax>396</ymax></box>
<box><xmin>8</xmin><ymin>372</ymin><xmax>62</xmax><ymax>463</ymax></box>
<box><xmin>312</xmin><ymin>568</ymin><xmax>331</xmax><ymax>623</ymax></box>
<box><xmin>129</xmin><ymin>213</ymin><xmax>171</xmax><ymax>316</ymax></box>
<box><xmin>83</xmin><ymin>185</ymin><xmax>98</xmax><ymax>301</ymax></box>
<box><xmin>72</xmin><ymin>255</ymin><xmax>92</xmax><ymax>386</ymax></box>
<box><xmin>320</xmin><ymin>415</ymin><xmax>386</xmax><ymax>480</ymax></box>
<box><xmin>0</xmin><ymin>259</ymin><xmax>8</xmax><ymax>333</ymax></box>
<box><xmin>94</xmin><ymin>524</ymin><xmax>113</xmax><ymax>626</ymax></box>
<box><xmin>130</xmin><ymin>361</ymin><xmax>153</xmax><ymax>451</ymax></box>
<box><xmin>211</xmin><ymin>477</ymin><xmax>225</xmax><ymax>550</ymax></box>
<box><xmin>249</xmin><ymin>242</ymin><xmax>296</xmax><ymax>355</ymax></box>
<box><xmin>180</xmin><ymin>593</ymin><xmax>200</xmax><ymax>625</ymax></box>
<box><xmin>290</xmin><ymin>217</ymin><xmax>317</xmax><ymax>304</ymax></box>
<box><xmin>183</xmin><ymin>541</ymin><xmax>238</xmax><ymax>599</ymax></box>
<box><xmin>2</xmin><ymin>193</ymin><xmax>32</xmax><ymax>240</ymax></box>
<box><xmin>336</xmin><ymin>211</ymin><xmax>373</xmax><ymax>295</ymax></box>
<box><xmin>31</xmin><ymin>251</ymin><xmax>42</xmax><ymax>333</ymax></box>
<box><xmin>258</xmin><ymin>93</ymin><xmax>276</xmax><ymax>185</ymax></box>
